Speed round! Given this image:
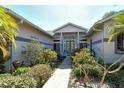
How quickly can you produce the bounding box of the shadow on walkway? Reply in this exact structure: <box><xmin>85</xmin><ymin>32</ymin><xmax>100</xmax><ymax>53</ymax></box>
<box><xmin>58</xmin><ymin>56</ymin><xmax>71</xmax><ymax>69</ymax></box>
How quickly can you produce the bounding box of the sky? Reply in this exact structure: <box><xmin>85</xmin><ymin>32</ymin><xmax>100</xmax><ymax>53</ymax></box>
<box><xmin>8</xmin><ymin>5</ymin><xmax>124</xmax><ymax>31</ymax></box>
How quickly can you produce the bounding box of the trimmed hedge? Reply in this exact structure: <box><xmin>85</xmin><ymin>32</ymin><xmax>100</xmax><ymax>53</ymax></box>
<box><xmin>0</xmin><ymin>74</ymin><xmax>37</xmax><ymax>88</ymax></box>
<box><xmin>22</xmin><ymin>64</ymin><xmax>52</xmax><ymax>87</ymax></box>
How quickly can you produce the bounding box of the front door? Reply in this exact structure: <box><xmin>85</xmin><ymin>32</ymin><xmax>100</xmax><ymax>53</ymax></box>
<box><xmin>64</xmin><ymin>40</ymin><xmax>75</xmax><ymax>55</ymax></box>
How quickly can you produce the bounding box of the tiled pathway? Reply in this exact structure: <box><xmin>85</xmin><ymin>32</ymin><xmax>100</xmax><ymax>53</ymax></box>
<box><xmin>43</xmin><ymin>56</ymin><xmax>71</xmax><ymax>88</ymax></box>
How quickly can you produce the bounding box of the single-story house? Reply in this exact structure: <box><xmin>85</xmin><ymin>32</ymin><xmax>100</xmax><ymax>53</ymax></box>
<box><xmin>3</xmin><ymin>8</ymin><xmax>124</xmax><ymax>71</ymax></box>
<box><xmin>87</xmin><ymin>10</ymin><xmax>124</xmax><ymax>63</ymax></box>
<box><xmin>4</xmin><ymin>9</ymin><xmax>53</xmax><ymax>71</ymax></box>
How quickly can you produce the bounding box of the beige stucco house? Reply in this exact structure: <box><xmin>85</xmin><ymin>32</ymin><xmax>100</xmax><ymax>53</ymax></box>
<box><xmin>5</xmin><ymin>9</ymin><xmax>53</xmax><ymax>71</ymax></box>
<box><xmin>87</xmin><ymin>11</ymin><xmax>124</xmax><ymax>63</ymax></box>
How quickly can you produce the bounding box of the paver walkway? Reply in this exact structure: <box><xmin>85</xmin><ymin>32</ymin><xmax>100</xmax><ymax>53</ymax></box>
<box><xmin>43</xmin><ymin>56</ymin><xmax>71</xmax><ymax>88</ymax></box>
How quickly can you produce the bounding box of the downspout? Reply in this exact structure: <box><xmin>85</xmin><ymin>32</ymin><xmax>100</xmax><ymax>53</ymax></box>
<box><xmin>102</xmin><ymin>29</ymin><xmax>104</xmax><ymax>63</ymax></box>
<box><xmin>60</xmin><ymin>32</ymin><xmax>62</xmax><ymax>55</ymax></box>
<box><xmin>9</xmin><ymin>42</ymin><xmax>12</xmax><ymax>73</ymax></box>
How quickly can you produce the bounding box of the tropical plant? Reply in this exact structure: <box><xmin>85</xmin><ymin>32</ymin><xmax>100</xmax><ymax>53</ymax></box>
<box><xmin>43</xmin><ymin>48</ymin><xmax>57</xmax><ymax>64</ymax></box>
<box><xmin>72</xmin><ymin>48</ymin><xmax>124</xmax><ymax>88</ymax></box>
<box><xmin>98</xmin><ymin>55</ymin><xmax>124</xmax><ymax>87</ymax></box>
<box><xmin>0</xmin><ymin>6</ymin><xmax>18</xmax><ymax>58</ymax></box>
<box><xmin>108</xmin><ymin>13</ymin><xmax>124</xmax><ymax>42</ymax></box>
<box><xmin>72</xmin><ymin>48</ymin><xmax>103</xmax><ymax>87</ymax></box>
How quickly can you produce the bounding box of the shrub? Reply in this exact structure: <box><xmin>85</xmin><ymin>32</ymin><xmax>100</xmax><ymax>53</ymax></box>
<box><xmin>72</xmin><ymin>48</ymin><xmax>103</xmax><ymax>78</ymax></box>
<box><xmin>0</xmin><ymin>74</ymin><xmax>37</xmax><ymax>88</ymax></box>
<box><xmin>119</xmin><ymin>78</ymin><xmax>124</xmax><ymax>88</ymax></box>
<box><xmin>12</xmin><ymin>67</ymin><xmax>31</xmax><ymax>76</ymax></box>
<box><xmin>22</xmin><ymin>41</ymin><xmax>57</xmax><ymax>66</ymax></box>
<box><xmin>22</xmin><ymin>41</ymin><xmax>44</xmax><ymax>66</ymax></box>
<box><xmin>41</xmin><ymin>49</ymin><xmax>57</xmax><ymax>64</ymax></box>
<box><xmin>22</xmin><ymin>64</ymin><xmax>52</xmax><ymax>87</ymax></box>
<box><xmin>107</xmin><ymin>70</ymin><xmax>124</xmax><ymax>87</ymax></box>
<box><xmin>71</xmin><ymin>48</ymin><xmax>81</xmax><ymax>56</ymax></box>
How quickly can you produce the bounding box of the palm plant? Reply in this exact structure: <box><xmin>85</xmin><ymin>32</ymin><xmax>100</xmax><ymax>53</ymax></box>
<box><xmin>108</xmin><ymin>13</ymin><xmax>124</xmax><ymax>42</ymax></box>
<box><xmin>0</xmin><ymin>6</ymin><xmax>18</xmax><ymax>58</ymax></box>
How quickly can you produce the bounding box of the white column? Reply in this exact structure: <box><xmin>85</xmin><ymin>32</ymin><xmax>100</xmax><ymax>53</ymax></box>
<box><xmin>102</xmin><ymin>30</ymin><xmax>104</xmax><ymax>61</ymax></box>
<box><xmin>60</xmin><ymin>32</ymin><xmax>63</xmax><ymax>54</ymax></box>
<box><xmin>77</xmin><ymin>32</ymin><xmax>80</xmax><ymax>48</ymax></box>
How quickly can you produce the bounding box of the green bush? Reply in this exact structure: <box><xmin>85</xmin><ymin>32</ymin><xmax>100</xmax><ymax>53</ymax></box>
<box><xmin>0</xmin><ymin>74</ymin><xmax>37</xmax><ymax>88</ymax></box>
<box><xmin>71</xmin><ymin>48</ymin><xmax>81</xmax><ymax>56</ymax></box>
<box><xmin>22</xmin><ymin>64</ymin><xmax>52</xmax><ymax>87</ymax></box>
<box><xmin>41</xmin><ymin>48</ymin><xmax>57</xmax><ymax>64</ymax></box>
<box><xmin>12</xmin><ymin>67</ymin><xmax>31</xmax><ymax>76</ymax></box>
<box><xmin>72</xmin><ymin>48</ymin><xmax>103</xmax><ymax>78</ymax></box>
<box><xmin>22</xmin><ymin>41</ymin><xmax>57</xmax><ymax>66</ymax></box>
<box><xmin>107</xmin><ymin>70</ymin><xmax>124</xmax><ymax>87</ymax></box>
<box><xmin>22</xmin><ymin>41</ymin><xmax>44</xmax><ymax>66</ymax></box>
<box><xmin>119</xmin><ymin>78</ymin><xmax>124</xmax><ymax>88</ymax></box>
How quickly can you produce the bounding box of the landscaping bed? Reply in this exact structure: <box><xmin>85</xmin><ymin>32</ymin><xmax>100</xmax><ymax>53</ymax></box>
<box><xmin>0</xmin><ymin>41</ymin><xmax>63</xmax><ymax>88</ymax></box>
<box><xmin>68</xmin><ymin>48</ymin><xmax>124</xmax><ymax>88</ymax></box>
<box><xmin>68</xmin><ymin>71</ymin><xmax>115</xmax><ymax>88</ymax></box>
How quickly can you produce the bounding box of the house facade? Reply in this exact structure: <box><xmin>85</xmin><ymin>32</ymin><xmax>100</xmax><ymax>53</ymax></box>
<box><xmin>5</xmin><ymin>9</ymin><xmax>53</xmax><ymax>71</ymax></box>
<box><xmin>3</xmin><ymin>8</ymin><xmax>124</xmax><ymax>71</ymax></box>
<box><xmin>53</xmin><ymin>23</ymin><xmax>88</xmax><ymax>56</ymax></box>
<box><xmin>87</xmin><ymin>12</ymin><xmax>124</xmax><ymax>63</ymax></box>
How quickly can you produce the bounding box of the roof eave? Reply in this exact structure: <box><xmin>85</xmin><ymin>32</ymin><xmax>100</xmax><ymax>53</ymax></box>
<box><xmin>6</xmin><ymin>8</ymin><xmax>53</xmax><ymax>38</ymax></box>
<box><xmin>53</xmin><ymin>22</ymin><xmax>88</xmax><ymax>33</ymax></box>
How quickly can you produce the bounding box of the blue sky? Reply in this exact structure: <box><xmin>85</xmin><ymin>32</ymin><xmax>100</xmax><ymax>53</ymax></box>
<box><xmin>8</xmin><ymin>5</ymin><xmax>124</xmax><ymax>31</ymax></box>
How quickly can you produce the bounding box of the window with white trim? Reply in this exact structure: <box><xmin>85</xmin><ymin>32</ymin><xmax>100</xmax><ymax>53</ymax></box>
<box><xmin>116</xmin><ymin>34</ymin><xmax>124</xmax><ymax>53</ymax></box>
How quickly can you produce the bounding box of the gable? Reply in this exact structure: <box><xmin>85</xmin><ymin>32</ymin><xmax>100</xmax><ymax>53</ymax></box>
<box><xmin>53</xmin><ymin>23</ymin><xmax>87</xmax><ymax>33</ymax></box>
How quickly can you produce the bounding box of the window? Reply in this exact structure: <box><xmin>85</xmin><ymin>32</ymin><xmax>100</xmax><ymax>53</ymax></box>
<box><xmin>54</xmin><ymin>40</ymin><xmax>60</xmax><ymax>42</ymax></box>
<box><xmin>54</xmin><ymin>43</ymin><xmax>60</xmax><ymax>53</ymax></box>
<box><xmin>116</xmin><ymin>34</ymin><xmax>124</xmax><ymax>53</ymax></box>
<box><xmin>80</xmin><ymin>43</ymin><xmax>87</xmax><ymax>48</ymax></box>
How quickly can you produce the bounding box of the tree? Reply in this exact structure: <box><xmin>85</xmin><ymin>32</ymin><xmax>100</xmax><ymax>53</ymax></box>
<box><xmin>108</xmin><ymin>13</ymin><xmax>124</xmax><ymax>42</ymax></box>
<box><xmin>102</xmin><ymin>11</ymin><xmax>118</xmax><ymax>19</ymax></box>
<box><xmin>0</xmin><ymin>6</ymin><xmax>18</xmax><ymax>58</ymax></box>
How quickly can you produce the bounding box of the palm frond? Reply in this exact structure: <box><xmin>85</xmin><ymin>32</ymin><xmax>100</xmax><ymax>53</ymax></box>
<box><xmin>0</xmin><ymin>6</ymin><xmax>18</xmax><ymax>58</ymax></box>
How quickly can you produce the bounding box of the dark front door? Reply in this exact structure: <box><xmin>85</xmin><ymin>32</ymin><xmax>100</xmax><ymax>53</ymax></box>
<box><xmin>64</xmin><ymin>40</ymin><xmax>75</xmax><ymax>55</ymax></box>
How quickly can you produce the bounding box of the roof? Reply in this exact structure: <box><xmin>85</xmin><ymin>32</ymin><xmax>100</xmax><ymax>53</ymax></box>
<box><xmin>87</xmin><ymin>10</ymin><xmax>124</xmax><ymax>36</ymax></box>
<box><xmin>5</xmin><ymin>8</ymin><xmax>53</xmax><ymax>38</ymax></box>
<box><xmin>47</xmin><ymin>31</ymin><xmax>54</xmax><ymax>35</ymax></box>
<box><xmin>53</xmin><ymin>22</ymin><xmax>88</xmax><ymax>33</ymax></box>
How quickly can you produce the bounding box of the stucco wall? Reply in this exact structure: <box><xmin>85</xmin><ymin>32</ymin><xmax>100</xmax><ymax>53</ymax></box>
<box><xmin>88</xmin><ymin>20</ymin><xmax>123</xmax><ymax>63</ymax></box>
<box><xmin>18</xmin><ymin>22</ymin><xmax>53</xmax><ymax>44</ymax></box>
<box><xmin>103</xmin><ymin>20</ymin><xmax>123</xmax><ymax>63</ymax></box>
<box><xmin>103</xmin><ymin>42</ymin><xmax>123</xmax><ymax>63</ymax></box>
<box><xmin>87</xmin><ymin>31</ymin><xmax>103</xmax><ymax>58</ymax></box>
<box><xmin>5</xmin><ymin>20</ymin><xmax>53</xmax><ymax>71</ymax></box>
